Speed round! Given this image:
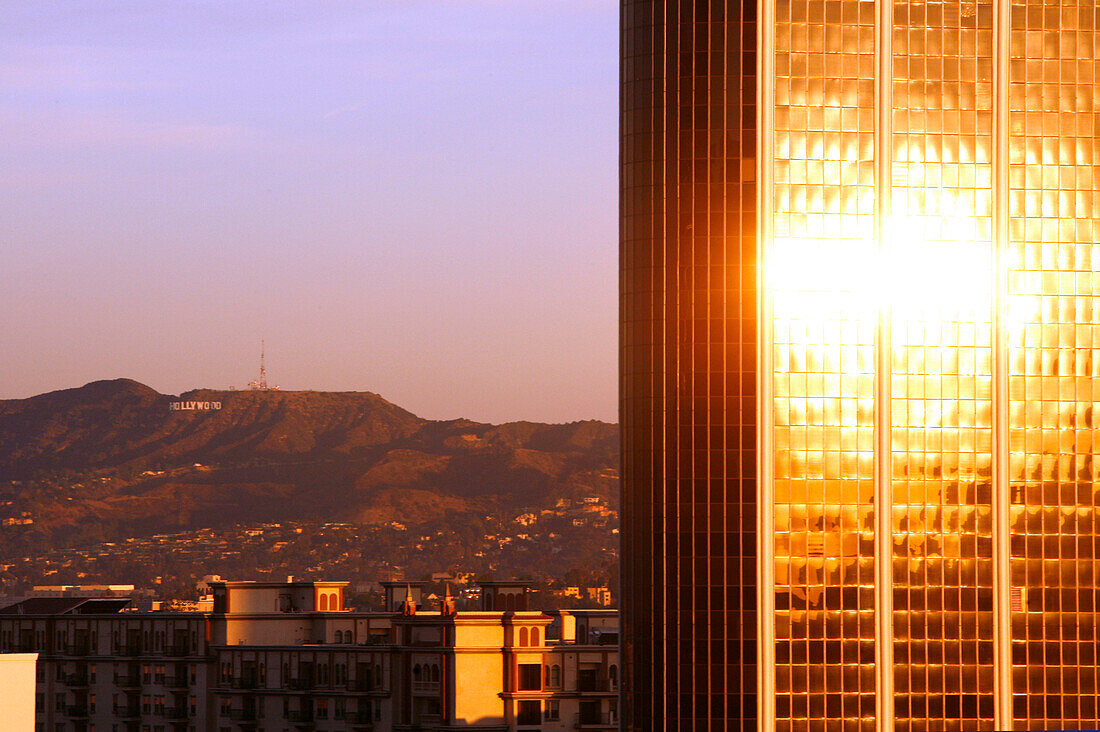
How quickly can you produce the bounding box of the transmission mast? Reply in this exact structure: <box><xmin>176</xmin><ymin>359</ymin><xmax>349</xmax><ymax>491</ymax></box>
<box><xmin>259</xmin><ymin>339</ymin><xmax>268</xmax><ymax>390</ymax></box>
<box><xmin>248</xmin><ymin>340</ymin><xmax>272</xmax><ymax>390</ymax></box>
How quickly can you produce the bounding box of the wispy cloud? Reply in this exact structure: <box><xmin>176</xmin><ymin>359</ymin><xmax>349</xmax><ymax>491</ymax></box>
<box><xmin>1</xmin><ymin>109</ymin><xmax>258</xmax><ymax>152</ymax></box>
<box><xmin>0</xmin><ymin>44</ymin><xmax>166</xmax><ymax>93</ymax></box>
<box><xmin>322</xmin><ymin>101</ymin><xmax>371</xmax><ymax>120</ymax></box>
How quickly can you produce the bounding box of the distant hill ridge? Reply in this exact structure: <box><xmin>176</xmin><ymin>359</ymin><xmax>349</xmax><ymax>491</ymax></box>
<box><xmin>0</xmin><ymin>379</ymin><xmax>619</xmax><ymax>547</ymax></box>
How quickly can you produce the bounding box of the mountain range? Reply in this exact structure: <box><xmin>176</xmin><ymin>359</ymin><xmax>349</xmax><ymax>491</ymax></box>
<box><xmin>0</xmin><ymin>379</ymin><xmax>619</xmax><ymax>555</ymax></box>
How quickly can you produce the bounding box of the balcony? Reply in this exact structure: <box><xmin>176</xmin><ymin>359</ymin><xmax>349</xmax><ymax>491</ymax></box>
<box><xmin>229</xmin><ymin>709</ymin><xmax>257</xmax><ymax>722</ymax></box>
<box><xmin>65</xmin><ymin>642</ymin><xmax>92</xmax><ymax>656</ymax></box>
<box><xmin>65</xmin><ymin>705</ymin><xmax>90</xmax><ymax>718</ymax></box>
<box><xmin>287</xmin><ymin>678</ymin><xmax>315</xmax><ymax>691</ymax></box>
<box><xmin>230</xmin><ymin>677</ymin><xmax>258</xmax><ymax>690</ymax></box>
<box><xmin>114</xmin><ymin>673</ymin><xmax>141</xmax><ymax>688</ymax></box>
<box><xmin>574</xmin><ymin>712</ymin><xmax>618</xmax><ymax>729</ymax></box>
<box><xmin>113</xmin><ymin>705</ymin><xmax>141</xmax><ymax>719</ymax></box>
<box><xmin>576</xmin><ymin>677</ymin><xmax>613</xmax><ymax>693</ymax></box>
<box><xmin>166</xmin><ymin>644</ymin><xmax>192</xmax><ymax>657</ymax></box>
<box><xmin>411</xmin><ymin>680</ymin><xmax>440</xmax><ymax>694</ymax></box>
<box><xmin>166</xmin><ymin>675</ymin><xmax>189</xmax><ymax>689</ymax></box>
<box><xmin>116</xmin><ymin>643</ymin><xmax>143</xmax><ymax>656</ymax></box>
<box><xmin>287</xmin><ymin>709</ymin><xmax>315</xmax><ymax>727</ymax></box>
<box><xmin>350</xmin><ymin>679</ymin><xmax>377</xmax><ymax>692</ymax></box>
<box><xmin>334</xmin><ymin>709</ymin><xmax>374</xmax><ymax>721</ymax></box>
<box><xmin>166</xmin><ymin>707</ymin><xmax>190</xmax><ymax>720</ymax></box>
<box><xmin>65</xmin><ymin>673</ymin><xmax>90</xmax><ymax>687</ymax></box>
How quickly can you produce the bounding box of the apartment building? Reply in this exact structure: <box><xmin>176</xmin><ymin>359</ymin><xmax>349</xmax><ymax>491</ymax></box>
<box><xmin>0</xmin><ymin>579</ymin><xmax>618</xmax><ymax>732</ymax></box>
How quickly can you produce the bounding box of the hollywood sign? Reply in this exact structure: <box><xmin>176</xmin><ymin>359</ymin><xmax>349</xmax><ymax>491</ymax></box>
<box><xmin>169</xmin><ymin>401</ymin><xmax>222</xmax><ymax>411</ymax></box>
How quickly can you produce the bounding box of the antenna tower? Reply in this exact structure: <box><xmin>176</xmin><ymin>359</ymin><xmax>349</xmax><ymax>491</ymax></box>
<box><xmin>259</xmin><ymin>339</ymin><xmax>268</xmax><ymax>390</ymax></box>
<box><xmin>248</xmin><ymin>340</ymin><xmax>272</xmax><ymax>390</ymax></box>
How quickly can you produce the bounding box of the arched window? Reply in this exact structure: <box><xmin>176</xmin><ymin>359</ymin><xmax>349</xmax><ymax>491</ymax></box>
<box><xmin>518</xmin><ymin>627</ymin><xmax>529</xmax><ymax>647</ymax></box>
<box><xmin>609</xmin><ymin>664</ymin><xmax>618</xmax><ymax>689</ymax></box>
<box><xmin>431</xmin><ymin>664</ymin><xmax>440</xmax><ymax>682</ymax></box>
<box><xmin>329</xmin><ymin>592</ymin><xmax>339</xmax><ymax>610</ymax></box>
<box><xmin>505</xmin><ymin>594</ymin><xmax>515</xmax><ymax>612</ymax></box>
<box><xmin>550</xmin><ymin>665</ymin><xmax>561</xmax><ymax>687</ymax></box>
<box><xmin>413</xmin><ymin>664</ymin><xmax>422</xmax><ymax>680</ymax></box>
<box><xmin>530</xmin><ymin>628</ymin><xmax>540</xmax><ymax>646</ymax></box>
<box><xmin>318</xmin><ymin>594</ymin><xmax>329</xmax><ymax>612</ymax></box>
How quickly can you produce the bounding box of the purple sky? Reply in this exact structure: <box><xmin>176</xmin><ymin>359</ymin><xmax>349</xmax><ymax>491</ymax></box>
<box><xmin>1</xmin><ymin>2</ymin><xmax>618</xmax><ymax>424</ymax></box>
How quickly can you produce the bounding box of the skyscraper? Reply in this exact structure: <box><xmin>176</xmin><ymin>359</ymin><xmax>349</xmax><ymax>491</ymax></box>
<box><xmin>620</xmin><ymin>1</ymin><xmax>1100</xmax><ymax>731</ymax></box>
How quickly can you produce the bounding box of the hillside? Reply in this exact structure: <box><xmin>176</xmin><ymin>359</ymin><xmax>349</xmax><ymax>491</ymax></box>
<box><xmin>0</xmin><ymin>380</ymin><xmax>619</xmax><ymax>594</ymax></box>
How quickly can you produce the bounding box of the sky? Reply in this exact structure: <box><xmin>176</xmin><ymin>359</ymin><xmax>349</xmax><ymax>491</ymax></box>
<box><xmin>0</xmin><ymin>1</ymin><xmax>619</xmax><ymax>424</ymax></box>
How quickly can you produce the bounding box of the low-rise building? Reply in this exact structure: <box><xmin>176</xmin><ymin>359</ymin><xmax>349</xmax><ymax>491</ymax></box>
<box><xmin>0</xmin><ymin>652</ymin><xmax>38</xmax><ymax>731</ymax></box>
<box><xmin>0</xmin><ymin>579</ymin><xmax>619</xmax><ymax>732</ymax></box>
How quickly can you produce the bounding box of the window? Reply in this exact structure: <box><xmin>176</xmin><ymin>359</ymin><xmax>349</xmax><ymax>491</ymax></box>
<box><xmin>609</xmin><ymin>664</ymin><xmax>618</xmax><ymax>689</ymax></box>
<box><xmin>516</xmin><ymin>700</ymin><xmax>541</xmax><ymax>726</ymax></box>
<box><xmin>316</xmin><ymin>700</ymin><xmax>328</xmax><ymax>720</ymax></box>
<box><xmin>219</xmin><ymin>697</ymin><xmax>230</xmax><ymax>717</ymax></box>
<box><xmin>518</xmin><ymin>627</ymin><xmax>529</xmax><ymax>647</ymax></box>
<box><xmin>530</xmin><ymin>628</ymin><xmax>540</xmax><ymax>646</ymax></box>
<box><xmin>518</xmin><ymin>664</ymin><xmax>541</xmax><ymax>691</ymax></box>
<box><xmin>318</xmin><ymin>594</ymin><xmax>328</xmax><ymax>612</ymax></box>
<box><xmin>549</xmin><ymin>665</ymin><xmax>561</xmax><ymax>688</ymax></box>
<box><xmin>545</xmin><ymin>699</ymin><xmax>560</xmax><ymax>721</ymax></box>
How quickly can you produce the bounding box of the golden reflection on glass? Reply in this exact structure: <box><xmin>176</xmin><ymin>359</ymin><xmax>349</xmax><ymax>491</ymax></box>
<box><xmin>1007</xmin><ymin>0</ymin><xmax>1100</xmax><ymax>727</ymax></box>
<box><xmin>889</xmin><ymin>0</ymin><xmax>997</xmax><ymax>729</ymax></box>
<box><xmin>772</xmin><ymin>1</ymin><xmax>876</xmax><ymax>730</ymax></box>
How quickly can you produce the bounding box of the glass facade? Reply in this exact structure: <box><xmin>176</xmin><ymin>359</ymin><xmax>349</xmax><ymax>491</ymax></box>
<box><xmin>1008</xmin><ymin>1</ymin><xmax>1100</xmax><ymax>728</ymax></box>
<box><xmin>771</xmin><ymin>0</ymin><xmax>878</xmax><ymax>730</ymax></box>
<box><xmin>621</xmin><ymin>1</ymin><xmax>759</xmax><ymax>730</ymax></box>
<box><xmin>889</xmin><ymin>1</ymin><xmax>998</xmax><ymax>729</ymax></box>
<box><xmin>621</xmin><ymin>0</ymin><xmax>1100</xmax><ymax>730</ymax></box>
